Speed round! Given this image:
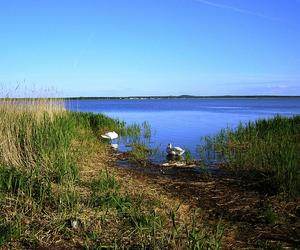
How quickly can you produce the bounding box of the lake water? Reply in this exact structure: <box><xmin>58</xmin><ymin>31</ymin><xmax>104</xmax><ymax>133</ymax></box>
<box><xmin>66</xmin><ymin>98</ymin><xmax>300</xmax><ymax>161</ymax></box>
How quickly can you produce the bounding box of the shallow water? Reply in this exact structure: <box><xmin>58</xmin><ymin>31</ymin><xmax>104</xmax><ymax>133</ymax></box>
<box><xmin>66</xmin><ymin>98</ymin><xmax>300</xmax><ymax>161</ymax></box>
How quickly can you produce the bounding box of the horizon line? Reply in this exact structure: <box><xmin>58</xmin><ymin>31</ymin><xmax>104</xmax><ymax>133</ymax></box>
<box><xmin>2</xmin><ymin>95</ymin><xmax>300</xmax><ymax>99</ymax></box>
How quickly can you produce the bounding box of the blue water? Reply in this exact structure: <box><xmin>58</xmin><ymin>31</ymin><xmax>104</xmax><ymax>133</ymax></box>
<box><xmin>66</xmin><ymin>98</ymin><xmax>300</xmax><ymax>160</ymax></box>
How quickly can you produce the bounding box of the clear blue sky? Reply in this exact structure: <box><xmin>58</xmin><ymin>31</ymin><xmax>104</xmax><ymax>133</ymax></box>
<box><xmin>1</xmin><ymin>0</ymin><xmax>300</xmax><ymax>97</ymax></box>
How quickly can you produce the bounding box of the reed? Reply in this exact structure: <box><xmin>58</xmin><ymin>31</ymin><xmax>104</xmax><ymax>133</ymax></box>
<box><xmin>0</xmin><ymin>98</ymin><xmax>129</xmax><ymax>247</ymax></box>
<box><xmin>70</xmin><ymin>111</ymin><xmax>126</xmax><ymax>137</ymax></box>
<box><xmin>201</xmin><ymin>115</ymin><xmax>300</xmax><ymax>197</ymax></box>
<box><xmin>0</xmin><ymin>98</ymin><xmax>79</xmax><ymax>184</ymax></box>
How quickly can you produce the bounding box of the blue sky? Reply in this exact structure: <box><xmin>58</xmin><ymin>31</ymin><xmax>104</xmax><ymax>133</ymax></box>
<box><xmin>0</xmin><ymin>0</ymin><xmax>299</xmax><ymax>97</ymax></box>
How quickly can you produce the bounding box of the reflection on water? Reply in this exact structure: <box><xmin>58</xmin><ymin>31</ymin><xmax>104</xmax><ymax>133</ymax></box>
<box><xmin>66</xmin><ymin>98</ymin><xmax>300</xmax><ymax>162</ymax></box>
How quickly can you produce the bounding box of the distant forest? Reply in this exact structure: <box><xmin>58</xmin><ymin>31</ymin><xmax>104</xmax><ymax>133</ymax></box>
<box><xmin>66</xmin><ymin>95</ymin><xmax>300</xmax><ymax>100</ymax></box>
<box><xmin>1</xmin><ymin>95</ymin><xmax>300</xmax><ymax>100</ymax></box>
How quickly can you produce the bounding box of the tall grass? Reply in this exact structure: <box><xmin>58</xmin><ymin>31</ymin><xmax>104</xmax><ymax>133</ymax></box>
<box><xmin>200</xmin><ymin>115</ymin><xmax>300</xmax><ymax>197</ymax></box>
<box><xmin>0</xmin><ymin>98</ymin><xmax>130</xmax><ymax>246</ymax></box>
<box><xmin>71</xmin><ymin>111</ymin><xmax>126</xmax><ymax>137</ymax></box>
<box><xmin>0</xmin><ymin>98</ymin><xmax>78</xmax><ymax>183</ymax></box>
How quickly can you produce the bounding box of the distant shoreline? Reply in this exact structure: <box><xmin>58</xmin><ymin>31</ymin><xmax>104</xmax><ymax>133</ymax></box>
<box><xmin>66</xmin><ymin>95</ymin><xmax>300</xmax><ymax>100</ymax></box>
<box><xmin>1</xmin><ymin>95</ymin><xmax>300</xmax><ymax>100</ymax></box>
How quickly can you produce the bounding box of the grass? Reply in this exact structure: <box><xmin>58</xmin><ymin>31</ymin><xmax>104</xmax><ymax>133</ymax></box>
<box><xmin>263</xmin><ymin>206</ymin><xmax>278</xmax><ymax>224</ymax></box>
<box><xmin>128</xmin><ymin>143</ymin><xmax>153</xmax><ymax>166</ymax></box>
<box><xmin>200</xmin><ymin>115</ymin><xmax>300</xmax><ymax>197</ymax></box>
<box><xmin>0</xmin><ymin>98</ymin><xmax>223</xmax><ymax>249</ymax></box>
<box><xmin>184</xmin><ymin>148</ymin><xmax>194</xmax><ymax>163</ymax></box>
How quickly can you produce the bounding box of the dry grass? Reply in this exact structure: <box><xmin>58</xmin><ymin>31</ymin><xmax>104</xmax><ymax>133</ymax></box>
<box><xmin>0</xmin><ymin>98</ymin><xmax>65</xmax><ymax>169</ymax></box>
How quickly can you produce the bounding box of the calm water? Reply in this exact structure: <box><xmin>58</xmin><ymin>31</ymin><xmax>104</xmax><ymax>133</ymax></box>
<box><xmin>66</xmin><ymin>98</ymin><xmax>300</xmax><ymax>160</ymax></box>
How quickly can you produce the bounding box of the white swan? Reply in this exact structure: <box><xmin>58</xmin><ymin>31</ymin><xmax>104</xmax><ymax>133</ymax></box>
<box><xmin>111</xmin><ymin>143</ymin><xmax>118</xmax><ymax>150</ymax></box>
<box><xmin>101</xmin><ymin>131</ymin><xmax>118</xmax><ymax>140</ymax></box>
<box><xmin>166</xmin><ymin>143</ymin><xmax>185</xmax><ymax>156</ymax></box>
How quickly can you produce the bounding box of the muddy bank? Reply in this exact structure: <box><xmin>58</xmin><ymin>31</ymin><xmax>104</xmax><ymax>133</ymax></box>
<box><xmin>111</xmin><ymin>150</ymin><xmax>300</xmax><ymax>249</ymax></box>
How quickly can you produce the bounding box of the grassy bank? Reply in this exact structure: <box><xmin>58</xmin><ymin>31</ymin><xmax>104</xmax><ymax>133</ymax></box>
<box><xmin>201</xmin><ymin>115</ymin><xmax>300</xmax><ymax>197</ymax></box>
<box><xmin>0</xmin><ymin>99</ymin><xmax>223</xmax><ymax>249</ymax></box>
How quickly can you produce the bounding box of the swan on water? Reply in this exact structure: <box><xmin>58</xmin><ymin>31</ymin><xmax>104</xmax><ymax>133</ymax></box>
<box><xmin>166</xmin><ymin>143</ymin><xmax>185</xmax><ymax>156</ymax></box>
<box><xmin>101</xmin><ymin>131</ymin><xmax>118</xmax><ymax>140</ymax></box>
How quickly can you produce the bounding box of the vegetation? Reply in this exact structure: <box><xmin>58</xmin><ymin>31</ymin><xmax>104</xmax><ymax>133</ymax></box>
<box><xmin>128</xmin><ymin>143</ymin><xmax>153</xmax><ymax>166</ymax></box>
<box><xmin>66</xmin><ymin>95</ymin><xmax>300</xmax><ymax>100</ymax></box>
<box><xmin>0</xmin><ymin>98</ymin><xmax>223</xmax><ymax>249</ymax></box>
<box><xmin>200</xmin><ymin>115</ymin><xmax>300</xmax><ymax>197</ymax></box>
<box><xmin>263</xmin><ymin>206</ymin><xmax>278</xmax><ymax>224</ymax></box>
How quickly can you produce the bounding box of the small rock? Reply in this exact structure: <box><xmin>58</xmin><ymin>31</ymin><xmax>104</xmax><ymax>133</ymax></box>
<box><xmin>67</xmin><ymin>218</ymin><xmax>82</xmax><ymax>230</ymax></box>
<box><xmin>71</xmin><ymin>220</ymin><xmax>79</xmax><ymax>229</ymax></box>
<box><xmin>160</xmin><ymin>169</ymin><xmax>165</xmax><ymax>175</ymax></box>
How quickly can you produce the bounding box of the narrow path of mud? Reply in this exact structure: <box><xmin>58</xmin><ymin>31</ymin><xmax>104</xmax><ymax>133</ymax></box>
<box><xmin>112</xmin><ymin>151</ymin><xmax>300</xmax><ymax>249</ymax></box>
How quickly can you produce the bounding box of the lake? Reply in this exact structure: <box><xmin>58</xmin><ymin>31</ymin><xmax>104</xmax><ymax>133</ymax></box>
<box><xmin>66</xmin><ymin>98</ymin><xmax>300</xmax><ymax>161</ymax></box>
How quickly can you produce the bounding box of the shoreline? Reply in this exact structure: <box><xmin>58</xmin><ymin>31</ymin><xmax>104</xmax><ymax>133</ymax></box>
<box><xmin>0</xmin><ymin>100</ymin><xmax>299</xmax><ymax>249</ymax></box>
<box><xmin>110</xmin><ymin>148</ymin><xmax>300</xmax><ymax>248</ymax></box>
<box><xmin>2</xmin><ymin>95</ymin><xmax>300</xmax><ymax>100</ymax></box>
<box><xmin>66</xmin><ymin>95</ymin><xmax>300</xmax><ymax>100</ymax></box>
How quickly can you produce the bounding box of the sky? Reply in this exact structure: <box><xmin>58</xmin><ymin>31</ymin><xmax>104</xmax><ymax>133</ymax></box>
<box><xmin>0</xmin><ymin>0</ymin><xmax>300</xmax><ymax>97</ymax></box>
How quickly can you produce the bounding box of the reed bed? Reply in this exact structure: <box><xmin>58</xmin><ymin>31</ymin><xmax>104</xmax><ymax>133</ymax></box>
<box><xmin>0</xmin><ymin>98</ymin><xmax>76</xmax><ymax>181</ymax></box>
<box><xmin>201</xmin><ymin>115</ymin><xmax>300</xmax><ymax>197</ymax></box>
<box><xmin>0</xmin><ymin>98</ymin><xmax>121</xmax><ymax>247</ymax></box>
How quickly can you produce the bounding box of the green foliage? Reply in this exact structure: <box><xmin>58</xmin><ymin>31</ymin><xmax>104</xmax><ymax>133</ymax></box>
<box><xmin>90</xmin><ymin>172</ymin><xmax>131</xmax><ymax>212</ymax></box>
<box><xmin>0</xmin><ymin>166</ymin><xmax>51</xmax><ymax>206</ymax></box>
<box><xmin>91</xmin><ymin>193</ymin><xmax>131</xmax><ymax>212</ymax></box>
<box><xmin>0</xmin><ymin>100</ymin><xmax>224</xmax><ymax>249</ymax></box>
<box><xmin>127</xmin><ymin>139</ymin><xmax>161</xmax><ymax>167</ymax></box>
<box><xmin>201</xmin><ymin>115</ymin><xmax>300</xmax><ymax>197</ymax></box>
<box><xmin>187</xmin><ymin>215</ymin><xmax>224</xmax><ymax>250</ymax></box>
<box><xmin>258</xmin><ymin>241</ymin><xmax>283</xmax><ymax>250</ymax></box>
<box><xmin>184</xmin><ymin>148</ymin><xmax>193</xmax><ymax>163</ymax></box>
<box><xmin>0</xmin><ymin>104</ymin><xmax>138</xmax><ymax>246</ymax></box>
<box><xmin>0</xmin><ymin>215</ymin><xmax>22</xmax><ymax>246</ymax></box>
<box><xmin>70</xmin><ymin>112</ymin><xmax>126</xmax><ymax>137</ymax></box>
<box><xmin>127</xmin><ymin>209</ymin><xmax>163</xmax><ymax>238</ymax></box>
<box><xmin>141</xmin><ymin>121</ymin><xmax>152</xmax><ymax>140</ymax></box>
<box><xmin>90</xmin><ymin>171</ymin><xmax>120</xmax><ymax>193</ymax></box>
<box><xmin>0</xmin><ymin>111</ymin><xmax>80</xmax><ymax>183</ymax></box>
<box><xmin>263</xmin><ymin>206</ymin><xmax>277</xmax><ymax>224</ymax></box>
<box><xmin>58</xmin><ymin>189</ymin><xmax>80</xmax><ymax>212</ymax></box>
<box><xmin>128</xmin><ymin>143</ymin><xmax>152</xmax><ymax>166</ymax></box>
<box><xmin>121</xmin><ymin>121</ymin><xmax>152</xmax><ymax>146</ymax></box>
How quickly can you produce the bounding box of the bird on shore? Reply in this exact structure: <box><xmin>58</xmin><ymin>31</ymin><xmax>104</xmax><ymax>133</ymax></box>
<box><xmin>101</xmin><ymin>131</ymin><xmax>119</xmax><ymax>150</ymax></box>
<box><xmin>166</xmin><ymin>143</ymin><xmax>185</xmax><ymax>156</ymax></box>
<box><xmin>101</xmin><ymin>131</ymin><xmax>118</xmax><ymax>140</ymax></box>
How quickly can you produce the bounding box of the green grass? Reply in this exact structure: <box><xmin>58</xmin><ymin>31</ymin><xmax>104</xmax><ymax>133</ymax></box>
<box><xmin>0</xmin><ymin>99</ymin><xmax>223</xmax><ymax>249</ymax></box>
<box><xmin>90</xmin><ymin>171</ymin><xmax>120</xmax><ymax>193</ymax></box>
<box><xmin>90</xmin><ymin>172</ymin><xmax>131</xmax><ymax>212</ymax></box>
<box><xmin>184</xmin><ymin>148</ymin><xmax>193</xmax><ymax>163</ymax></box>
<box><xmin>263</xmin><ymin>206</ymin><xmax>278</xmax><ymax>224</ymax></box>
<box><xmin>128</xmin><ymin>143</ymin><xmax>152</xmax><ymax>166</ymax></box>
<box><xmin>70</xmin><ymin>111</ymin><xmax>126</xmax><ymax>137</ymax></box>
<box><xmin>200</xmin><ymin>115</ymin><xmax>300</xmax><ymax>197</ymax></box>
<box><xmin>0</xmin><ymin>99</ymin><xmax>131</xmax><ymax>247</ymax></box>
